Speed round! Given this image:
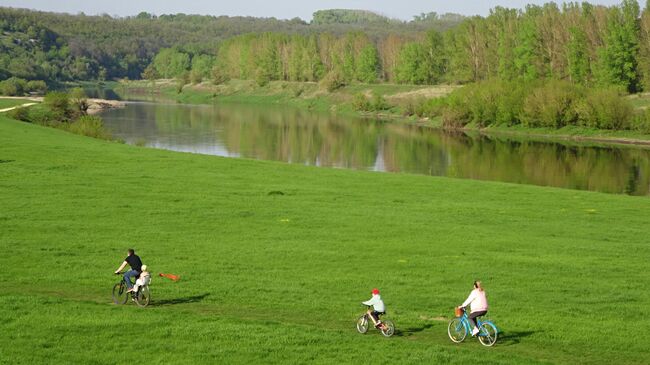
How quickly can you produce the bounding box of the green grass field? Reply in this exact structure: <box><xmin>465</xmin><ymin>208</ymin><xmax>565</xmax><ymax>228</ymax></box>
<box><xmin>1</xmin><ymin>114</ymin><xmax>650</xmax><ymax>364</ymax></box>
<box><xmin>0</xmin><ymin>98</ymin><xmax>33</xmax><ymax>110</ymax></box>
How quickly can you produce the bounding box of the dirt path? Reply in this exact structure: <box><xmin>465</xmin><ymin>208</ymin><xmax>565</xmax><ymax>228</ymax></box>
<box><xmin>0</xmin><ymin>102</ymin><xmax>37</xmax><ymax>113</ymax></box>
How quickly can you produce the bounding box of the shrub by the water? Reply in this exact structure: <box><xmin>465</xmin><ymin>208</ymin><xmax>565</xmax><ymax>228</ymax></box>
<box><xmin>576</xmin><ymin>88</ymin><xmax>633</xmax><ymax>130</ymax></box>
<box><xmin>631</xmin><ymin>109</ymin><xmax>650</xmax><ymax>133</ymax></box>
<box><xmin>352</xmin><ymin>93</ymin><xmax>371</xmax><ymax>111</ymax></box>
<box><xmin>319</xmin><ymin>69</ymin><xmax>346</xmax><ymax>92</ymax></box>
<box><xmin>61</xmin><ymin>115</ymin><xmax>112</xmax><ymax>140</ymax></box>
<box><xmin>352</xmin><ymin>93</ymin><xmax>389</xmax><ymax>112</ymax></box>
<box><xmin>521</xmin><ymin>80</ymin><xmax>581</xmax><ymax>128</ymax></box>
<box><xmin>44</xmin><ymin>91</ymin><xmax>71</xmax><ymax>120</ymax></box>
<box><xmin>440</xmin><ymin>80</ymin><xmax>637</xmax><ymax>131</ymax></box>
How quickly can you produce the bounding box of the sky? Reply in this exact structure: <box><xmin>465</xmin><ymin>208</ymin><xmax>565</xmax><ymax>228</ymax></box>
<box><xmin>0</xmin><ymin>0</ymin><xmax>625</xmax><ymax>20</ymax></box>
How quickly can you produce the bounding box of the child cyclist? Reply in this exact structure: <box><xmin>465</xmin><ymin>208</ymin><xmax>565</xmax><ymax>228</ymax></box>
<box><xmin>458</xmin><ymin>281</ymin><xmax>489</xmax><ymax>336</ymax></box>
<box><xmin>362</xmin><ymin>288</ymin><xmax>387</xmax><ymax>329</ymax></box>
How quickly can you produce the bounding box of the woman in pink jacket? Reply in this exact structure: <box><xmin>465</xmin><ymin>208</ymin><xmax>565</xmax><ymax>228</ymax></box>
<box><xmin>458</xmin><ymin>281</ymin><xmax>489</xmax><ymax>336</ymax></box>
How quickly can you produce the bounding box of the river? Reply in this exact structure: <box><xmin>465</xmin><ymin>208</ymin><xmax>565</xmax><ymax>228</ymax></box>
<box><xmin>100</xmin><ymin>101</ymin><xmax>650</xmax><ymax>196</ymax></box>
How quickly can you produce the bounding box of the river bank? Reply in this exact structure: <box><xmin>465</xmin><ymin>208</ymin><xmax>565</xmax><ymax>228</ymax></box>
<box><xmin>110</xmin><ymin>79</ymin><xmax>650</xmax><ymax>147</ymax></box>
<box><xmin>0</xmin><ymin>96</ymin><xmax>126</xmax><ymax>114</ymax></box>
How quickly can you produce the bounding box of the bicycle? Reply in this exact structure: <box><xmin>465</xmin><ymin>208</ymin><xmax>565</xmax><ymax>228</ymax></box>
<box><xmin>447</xmin><ymin>307</ymin><xmax>498</xmax><ymax>346</ymax></box>
<box><xmin>356</xmin><ymin>306</ymin><xmax>395</xmax><ymax>337</ymax></box>
<box><xmin>112</xmin><ymin>272</ymin><xmax>151</xmax><ymax>307</ymax></box>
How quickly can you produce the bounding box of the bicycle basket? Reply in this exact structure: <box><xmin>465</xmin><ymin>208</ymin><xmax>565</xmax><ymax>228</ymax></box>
<box><xmin>454</xmin><ymin>307</ymin><xmax>464</xmax><ymax>317</ymax></box>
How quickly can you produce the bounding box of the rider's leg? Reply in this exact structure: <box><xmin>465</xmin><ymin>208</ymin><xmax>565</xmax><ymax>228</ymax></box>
<box><xmin>367</xmin><ymin>310</ymin><xmax>378</xmax><ymax>326</ymax></box>
<box><xmin>123</xmin><ymin>269</ymin><xmax>138</xmax><ymax>290</ymax></box>
<box><xmin>469</xmin><ymin>311</ymin><xmax>487</xmax><ymax>335</ymax></box>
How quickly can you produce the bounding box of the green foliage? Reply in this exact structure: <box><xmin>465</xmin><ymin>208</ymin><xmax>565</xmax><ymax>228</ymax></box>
<box><xmin>352</xmin><ymin>93</ymin><xmax>371</xmax><ymax>111</ymax></box>
<box><xmin>598</xmin><ymin>1</ymin><xmax>641</xmax><ymax>92</ymax></box>
<box><xmin>351</xmin><ymin>92</ymin><xmax>390</xmax><ymax>112</ymax></box>
<box><xmin>0</xmin><ymin>77</ymin><xmax>27</xmax><ymax>96</ymax></box>
<box><xmin>576</xmin><ymin>88</ymin><xmax>634</xmax><ymax>129</ymax></box>
<box><xmin>319</xmin><ymin>69</ymin><xmax>346</xmax><ymax>92</ymax></box>
<box><xmin>567</xmin><ymin>27</ymin><xmax>591</xmax><ymax>84</ymax></box>
<box><xmin>141</xmin><ymin>64</ymin><xmax>159</xmax><ymax>81</ymax></box>
<box><xmin>355</xmin><ymin>45</ymin><xmax>380</xmax><ymax>83</ymax></box>
<box><xmin>395</xmin><ymin>43</ymin><xmax>430</xmax><ymax>84</ymax></box>
<box><xmin>7</xmin><ymin>106</ymin><xmax>29</xmax><ymax>121</ymax></box>
<box><xmin>191</xmin><ymin>54</ymin><xmax>216</xmax><ymax>80</ymax></box>
<box><xmin>521</xmin><ymin>81</ymin><xmax>581</xmax><ymax>128</ymax></box>
<box><xmin>211</xmin><ymin>66</ymin><xmax>230</xmax><ymax>85</ymax></box>
<box><xmin>26</xmin><ymin>80</ymin><xmax>47</xmax><ymax>94</ymax></box>
<box><xmin>61</xmin><ymin>115</ymin><xmax>112</xmax><ymax>140</ymax></box>
<box><xmin>44</xmin><ymin>91</ymin><xmax>70</xmax><ymax>119</ymax></box>
<box><xmin>69</xmin><ymin>87</ymin><xmax>89</xmax><ymax>117</ymax></box>
<box><xmin>514</xmin><ymin>16</ymin><xmax>542</xmax><ymax>81</ymax></box>
<box><xmin>631</xmin><ymin>108</ymin><xmax>650</xmax><ymax>133</ymax></box>
<box><xmin>441</xmin><ymin>80</ymin><xmax>636</xmax><ymax>131</ymax></box>
<box><xmin>153</xmin><ymin>48</ymin><xmax>191</xmax><ymax>79</ymax></box>
<box><xmin>176</xmin><ymin>72</ymin><xmax>190</xmax><ymax>93</ymax></box>
<box><xmin>311</xmin><ymin>9</ymin><xmax>393</xmax><ymax>25</ymax></box>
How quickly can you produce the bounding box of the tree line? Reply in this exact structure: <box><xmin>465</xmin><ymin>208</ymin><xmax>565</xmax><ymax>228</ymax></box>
<box><xmin>169</xmin><ymin>1</ymin><xmax>646</xmax><ymax>93</ymax></box>
<box><xmin>0</xmin><ymin>7</ymin><xmax>462</xmax><ymax>88</ymax></box>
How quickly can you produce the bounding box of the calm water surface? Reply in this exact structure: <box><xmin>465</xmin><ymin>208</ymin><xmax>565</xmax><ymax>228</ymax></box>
<box><xmin>101</xmin><ymin>102</ymin><xmax>650</xmax><ymax>196</ymax></box>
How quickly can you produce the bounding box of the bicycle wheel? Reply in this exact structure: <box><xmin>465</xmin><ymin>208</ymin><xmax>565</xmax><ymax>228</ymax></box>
<box><xmin>380</xmin><ymin>320</ymin><xmax>395</xmax><ymax>338</ymax></box>
<box><xmin>478</xmin><ymin>322</ymin><xmax>498</xmax><ymax>347</ymax></box>
<box><xmin>356</xmin><ymin>315</ymin><xmax>369</xmax><ymax>334</ymax></box>
<box><xmin>135</xmin><ymin>286</ymin><xmax>151</xmax><ymax>307</ymax></box>
<box><xmin>112</xmin><ymin>282</ymin><xmax>128</xmax><ymax>305</ymax></box>
<box><xmin>447</xmin><ymin>318</ymin><xmax>467</xmax><ymax>343</ymax></box>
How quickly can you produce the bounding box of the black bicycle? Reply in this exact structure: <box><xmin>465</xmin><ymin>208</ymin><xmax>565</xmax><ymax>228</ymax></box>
<box><xmin>112</xmin><ymin>273</ymin><xmax>151</xmax><ymax>307</ymax></box>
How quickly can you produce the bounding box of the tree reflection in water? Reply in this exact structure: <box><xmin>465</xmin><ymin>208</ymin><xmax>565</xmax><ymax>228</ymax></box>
<box><xmin>102</xmin><ymin>102</ymin><xmax>650</xmax><ymax>196</ymax></box>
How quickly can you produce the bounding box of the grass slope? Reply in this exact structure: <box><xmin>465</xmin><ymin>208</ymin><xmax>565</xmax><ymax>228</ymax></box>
<box><xmin>1</xmin><ymin>115</ymin><xmax>649</xmax><ymax>364</ymax></box>
<box><xmin>0</xmin><ymin>98</ymin><xmax>33</xmax><ymax>110</ymax></box>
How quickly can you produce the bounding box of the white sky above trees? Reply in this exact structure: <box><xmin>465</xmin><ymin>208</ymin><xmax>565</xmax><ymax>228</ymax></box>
<box><xmin>0</xmin><ymin>0</ymin><xmax>626</xmax><ymax>20</ymax></box>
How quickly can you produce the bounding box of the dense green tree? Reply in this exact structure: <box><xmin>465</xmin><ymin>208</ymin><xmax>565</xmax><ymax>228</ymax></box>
<box><xmin>355</xmin><ymin>45</ymin><xmax>380</xmax><ymax>83</ymax></box>
<box><xmin>567</xmin><ymin>27</ymin><xmax>591</xmax><ymax>84</ymax></box>
<box><xmin>598</xmin><ymin>0</ymin><xmax>641</xmax><ymax>92</ymax></box>
<box><xmin>153</xmin><ymin>48</ymin><xmax>191</xmax><ymax>79</ymax></box>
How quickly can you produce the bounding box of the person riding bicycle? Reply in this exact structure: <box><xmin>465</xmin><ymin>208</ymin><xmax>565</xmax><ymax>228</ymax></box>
<box><xmin>458</xmin><ymin>281</ymin><xmax>488</xmax><ymax>336</ymax></box>
<box><xmin>362</xmin><ymin>288</ymin><xmax>386</xmax><ymax>329</ymax></box>
<box><xmin>114</xmin><ymin>248</ymin><xmax>143</xmax><ymax>292</ymax></box>
<box><xmin>132</xmin><ymin>264</ymin><xmax>151</xmax><ymax>293</ymax></box>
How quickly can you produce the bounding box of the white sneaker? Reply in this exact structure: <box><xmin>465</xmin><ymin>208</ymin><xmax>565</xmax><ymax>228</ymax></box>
<box><xmin>471</xmin><ymin>327</ymin><xmax>480</xmax><ymax>336</ymax></box>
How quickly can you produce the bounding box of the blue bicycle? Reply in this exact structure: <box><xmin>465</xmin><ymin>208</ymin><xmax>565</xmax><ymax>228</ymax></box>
<box><xmin>447</xmin><ymin>307</ymin><xmax>498</xmax><ymax>346</ymax></box>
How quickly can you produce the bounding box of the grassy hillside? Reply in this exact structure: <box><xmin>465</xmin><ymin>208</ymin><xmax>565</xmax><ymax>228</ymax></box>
<box><xmin>1</xmin><ymin>114</ymin><xmax>649</xmax><ymax>364</ymax></box>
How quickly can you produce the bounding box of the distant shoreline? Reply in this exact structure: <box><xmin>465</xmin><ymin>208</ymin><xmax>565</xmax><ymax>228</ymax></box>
<box><xmin>110</xmin><ymin>79</ymin><xmax>650</xmax><ymax>148</ymax></box>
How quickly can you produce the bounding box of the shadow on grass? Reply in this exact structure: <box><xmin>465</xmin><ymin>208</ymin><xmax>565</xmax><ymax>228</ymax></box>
<box><xmin>153</xmin><ymin>293</ymin><xmax>211</xmax><ymax>307</ymax></box>
<box><xmin>394</xmin><ymin>323</ymin><xmax>434</xmax><ymax>337</ymax></box>
<box><xmin>496</xmin><ymin>330</ymin><xmax>538</xmax><ymax>346</ymax></box>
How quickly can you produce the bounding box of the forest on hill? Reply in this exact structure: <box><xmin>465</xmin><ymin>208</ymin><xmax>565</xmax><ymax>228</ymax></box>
<box><xmin>0</xmin><ymin>7</ymin><xmax>462</xmax><ymax>86</ymax></box>
<box><xmin>3</xmin><ymin>1</ymin><xmax>650</xmax><ymax>96</ymax></box>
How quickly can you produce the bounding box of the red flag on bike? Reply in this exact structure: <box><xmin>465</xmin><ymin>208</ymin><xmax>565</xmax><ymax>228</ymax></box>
<box><xmin>159</xmin><ymin>273</ymin><xmax>181</xmax><ymax>281</ymax></box>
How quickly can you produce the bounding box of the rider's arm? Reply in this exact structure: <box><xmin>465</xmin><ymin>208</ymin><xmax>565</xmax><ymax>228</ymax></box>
<box><xmin>362</xmin><ymin>296</ymin><xmax>377</xmax><ymax>306</ymax></box>
<box><xmin>460</xmin><ymin>291</ymin><xmax>476</xmax><ymax>308</ymax></box>
<box><xmin>115</xmin><ymin>261</ymin><xmax>127</xmax><ymax>274</ymax></box>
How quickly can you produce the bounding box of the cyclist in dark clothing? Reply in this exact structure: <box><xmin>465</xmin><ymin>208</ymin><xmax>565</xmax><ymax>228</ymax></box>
<box><xmin>114</xmin><ymin>248</ymin><xmax>143</xmax><ymax>292</ymax></box>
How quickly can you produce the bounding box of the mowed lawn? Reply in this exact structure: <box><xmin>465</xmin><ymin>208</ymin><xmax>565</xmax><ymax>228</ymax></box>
<box><xmin>1</xmin><ymin>115</ymin><xmax>649</xmax><ymax>364</ymax></box>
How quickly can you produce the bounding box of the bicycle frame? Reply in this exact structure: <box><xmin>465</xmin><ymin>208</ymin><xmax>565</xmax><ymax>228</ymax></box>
<box><xmin>455</xmin><ymin>311</ymin><xmax>497</xmax><ymax>337</ymax></box>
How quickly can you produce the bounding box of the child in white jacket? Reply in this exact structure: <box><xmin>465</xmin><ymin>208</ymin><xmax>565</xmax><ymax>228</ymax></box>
<box><xmin>362</xmin><ymin>288</ymin><xmax>386</xmax><ymax>328</ymax></box>
<box><xmin>459</xmin><ymin>281</ymin><xmax>489</xmax><ymax>336</ymax></box>
<box><xmin>132</xmin><ymin>265</ymin><xmax>151</xmax><ymax>293</ymax></box>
